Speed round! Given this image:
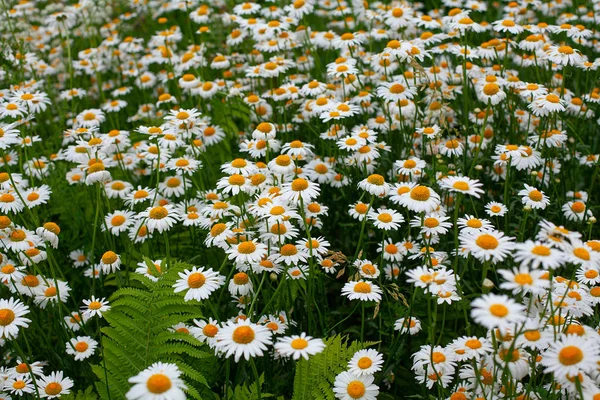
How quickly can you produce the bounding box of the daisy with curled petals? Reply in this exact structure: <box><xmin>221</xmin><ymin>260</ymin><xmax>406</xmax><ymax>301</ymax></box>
<box><xmin>341</xmin><ymin>280</ymin><xmax>382</xmax><ymax>302</ymax></box>
<box><xmin>562</xmin><ymin>200</ymin><xmax>592</xmax><ymax>222</ymax></box>
<box><xmin>0</xmin><ymin>297</ymin><xmax>30</xmax><ymax>340</ymax></box>
<box><xmin>528</xmin><ymin>93</ymin><xmax>566</xmax><ymax>117</ymax></box>
<box><xmin>355</xmin><ymin>259</ymin><xmax>380</xmax><ymax>280</ymax></box>
<box><xmin>215</xmin><ymin>319</ymin><xmax>273</xmax><ymax>362</ymax></box>
<box><xmin>347</xmin><ymin>349</ymin><xmax>384</xmax><ymax>376</ymax></box>
<box><xmin>397</xmin><ymin>185</ymin><xmax>440</xmax><ymax>213</ymax></box>
<box><xmin>190</xmin><ymin>318</ymin><xmax>220</xmax><ymax>348</ymax></box>
<box><xmin>333</xmin><ymin>371</ymin><xmax>379</xmax><ymax>400</ymax></box>
<box><xmin>228</xmin><ymin>272</ymin><xmax>253</xmax><ymax>296</ymax></box>
<box><xmin>357</xmin><ymin>174</ymin><xmax>390</xmax><ymax>197</ymax></box>
<box><xmin>65</xmin><ymin>336</ymin><xmax>98</xmax><ymax>361</ymax></box>
<box><xmin>274</xmin><ymin>333</ymin><xmax>326</xmax><ymax>360</ymax></box>
<box><xmin>513</xmin><ymin>240</ymin><xmax>565</xmax><ymax>269</ymax></box>
<box><xmin>540</xmin><ymin>335</ymin><xmax>600</xmax><ymax>380</ymax></box>
<box><xmin>470</xmin><ymin>294</ymin><xmax>526</xmax><ymax>330</ymax></box>
<box><xmin>226</xmin><ymin>239</ymin><xmax>268</xmax><ymax>265</ymax></box>
<box><xmin>440</xmin><ymin>176</ymin><xmax>484</xmax><ymax>198</ymax></box>
<box><xmin>368</xmin><ymin>208</ymin><xmax>404</xmax><ymax>231</ymax></box>
<box><xmin>498</xmin><ymin>266</ymin><xmax>549</xmax><ymax>295</ymax></box>
<box><xmin>460</xmin><ymin>229</ymin><xmax>515</xmax><ymax>264</ymax></box>
<box><xmin>126</xmin><ymin>362</ymin><xmax>187</xmax><ymax>400</ymax></box>
<box><xmin>394</xmin><ymin>317</ymin><xmax>421</xmax><ymax>335</ymax></box>
<box><xmin>81</xmin><ymin>296</ymin><xmax>110</xmax><ymax>319</ymax></box>
<box><xmin>545</xmin><ymin>45</ymin><xmax>584</xmax><ymax>66</ymax></box>
<box><xmin>280</xmin><ymin>178</ymin><xmax>320</xmax><ymax>204</ymax></box>
<box><xmin>139</xmin><ymin>204</ymin><xmax>180</xmax><ymax>233</ymax></box>
<box><xmin>477</xmin><ymin>82</ymin><xmax>506</xmax><ymax>105</ymax></box>
<box><xmin>518</xmin><ymin>184</ymin><xmax>550</xmax><ymax>210</ymax></box>
<box><xmin>173</xmin><ymin>266</ymin><xmax>225</xmax><ymax>302</ymax></box>
<box><xmin>38</xmin><ymin>371</ymin><xmax>74</xmax><ymax>399</ymax></box>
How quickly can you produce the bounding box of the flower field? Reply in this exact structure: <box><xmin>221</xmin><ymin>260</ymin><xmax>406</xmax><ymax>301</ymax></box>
<box><xmin>1</xmin><ymin>0</ymin><xmax>600</xmax><ymax>398</ymax></box>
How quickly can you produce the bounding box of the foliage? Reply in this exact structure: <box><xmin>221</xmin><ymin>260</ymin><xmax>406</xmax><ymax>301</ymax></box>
<box><xmin>91</xmin><ymin>259</ymin><xmax>215</xmax><ymax>400</ymax></box>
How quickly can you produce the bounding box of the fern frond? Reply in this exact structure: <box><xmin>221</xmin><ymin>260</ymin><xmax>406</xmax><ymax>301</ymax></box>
<box><xmin>92</xmin><ymin>260</ymin><xmax>216</xmax><ymax>399</ymax></box>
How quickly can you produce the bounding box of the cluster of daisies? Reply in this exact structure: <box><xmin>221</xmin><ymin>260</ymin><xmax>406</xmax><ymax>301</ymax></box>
<box><xmin>1</xmin><ymin>0</ymin><xmax>600</xmax><ymax>398</ymax></box>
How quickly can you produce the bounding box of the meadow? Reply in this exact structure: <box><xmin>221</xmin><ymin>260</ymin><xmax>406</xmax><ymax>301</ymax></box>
<box><xmin>0</xmin><ymin>0</ymin><xmax>600</xmax><ymax>398</ymax></box>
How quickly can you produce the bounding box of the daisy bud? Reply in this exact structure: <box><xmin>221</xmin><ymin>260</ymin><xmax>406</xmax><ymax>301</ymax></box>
<box><xmin>530</xmin><ymin>171</ymin><xmax>538</xmax><ymax>176</ymax></box>
<box><xmin>270</xmin><ymin>272</ymin><xmax>278</xmax><ymax>282</ymax></box>
<box><xmin>589</xmin><ymin>216</ymin><xmax>597</xmax><ymax>224</ymax></box>
<box><xmin>473</xmin><ymin>108</ymin><xmax>481</xmax><ymax>113</ymax></box>
<box><xmin>523</xmin><ymin>205</ymin><xmax>532</xmax><ymax>212</ymax></box>
<box><xmin>554</xmin><ymin>178</ymin><xmax>560</xmax><ymax>183</ymax></box>
<box><xmin>448</xmin><ymin>163</ymin><xmax>456</xmax><ymax>170</ymax></box>
<box><xmin>482</xmin><ymin>278</ymin><xmax>494</xmax><ymax>290</ymax></box>
<box><xmin>568</xmin><ymin>137</ymin><xmax>575</xmax><ymax>143</ymax></box>
<box><xmin>475</xmin><ymin>164</ymin><xmax>483</xmax><ymax>170</ymax></box>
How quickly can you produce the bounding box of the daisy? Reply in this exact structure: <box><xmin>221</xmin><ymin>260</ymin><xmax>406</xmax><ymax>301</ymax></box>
<box><xmin>190</xmin><ymin>318</ymin><xmax>220</xmax><ymax>348</ymax></box>
<box><xmin>280</xmin><ymin>178</ymin><xmax>320</xmax><ymax>204</ymax></box>
<box><xmin>173</xmin><ymin>266</ymin><xmax>225</xmax><ymax>302</ymax></box>
<box><xmin>126</xmin><ymin>362</ymin><xmax>187</xmax><ymax>400</ymax></box>
<box><xmin>228</xmin><ymin>272</ymin><xmax>254</xmax><ymax>296</ymax></box>
<box><xmin>65</xmin><ymin>336</ymin><xmax>98</xmax><ymax>361</ymax></box>
<box><xmin>540</xmin><ymin>335</ymin><xmax>600</xmax><ymax>379</ymax></box>
<box><xmin>518</xmin><ymin>184</ymin><xmax>550</xmax><ymax>210</ymax></box>
<box><xmin>485</xmin><ymin>202</ymin><xmax>508</xmax><ymax>217</ymax></box>
<box><xmin>274</xmin><ymin>333</ymin><xmax>326</xmax><ymax>360</ymax></box>
<box><xmin>214</xmin><ymin>319</ymin><xmax>273</xmax><ymax>362</ymax></box>
<box><xmin>397</xmin><ymin>185</ymin><xmax>441</xmax><ymax>213</ymax></box>
<box><xmin>0</xmin><ymin>297</ymin><xmax>30</xmax><ymax>340</ymax></box>
<box><xmin>347</xmin><ymin>349</ymin><xmax>384</xmax><ymax>376</ymax></box>
<box><xmin>394</xmin><ymin>317</ymin><xmax>422</xmax><ymax>335</ymax></box>
<box><xmin>226</xmin><ymin>240</ymin><xmax>268</xmax><ymax>265</ymax></box>
<box><xmin>440</xmin><ymin>176</ymin><xmax>484</xmax><ymax>198</ymax></box>
<box><xmin>395</xmin><ymin>158</ymin><xmax>426</xmax><ymax>177</ymax></box>
<box><xmin>341</xmin><ymin>281</ymin><xmax>382</xmax><ymax>302</ymax></box>
<box><xmin>38</xmin><ymin>371</ymin><xmax>74</xmax><ymax>399</ymax></box>
<box><xmin>357</xmin><ymin>174</ymin><xmax>390</xmax><ymax>197</ymax></box>
<box><xmin>355</xmin><ymin>259</ymin><xmax>381</xmax><ymax>280</ymax></box>
<box><xmin>513</xmin><ymin>240</ymin><xmax>565</xmax><ymax>269</ymax></box>
<box><xmin>99</xmin><ymin>251</ymin><xmax>121</xmax><ymax>274</ymax></box>
<box><xmin>5</xmin><ymin>374</ymin><xmax>34</xmax><ymax>396</ymax></box>
<box><xmin>498</xmin><ymin>266</ymin><xmax>549</xmax><ymax>295</ymax></box>
<box><xmin>368</xmin><ymin>208</ymin><xmax>404</xmax><ymax>231</ymax></box>
<box><xmin>139</xmin><ymin>205</ymin><xmax>179</xmax><ymax>233</ymax></box>
<box><xmin>333</xmin><ymin>371</ymin><xmax>379</xmax><ymax>400</ymax></box>
<box><xmin>470</xmin><ymin>294</ymin><xmax>526</xmax><ymax>330</ymax></box>
<box><xmin>411</xmin><ymin>213</ymin><xmax>452</xmax><ymax>236</ymax></box>
<box><xmin>546</xmin><ymin>45</ymin><xmax>584</xmax><ymax>66</ymax></box>
<box><xmin>460</xmin><ymin>229</ymin><xmax>515</xmax><ymax>264</ymax></box>
<box><xmin>81</xmin><ymin>296</ymin><xmax>110</xmax><ymax>318</ymax></box>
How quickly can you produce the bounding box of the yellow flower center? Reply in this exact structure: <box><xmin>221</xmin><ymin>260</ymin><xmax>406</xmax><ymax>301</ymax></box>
<box><xmin>0</xmin><ymin>309</ymin><xmax>15</xmax><ymax>326</ymax></box>
<box><xmin>354</xmin><ymin>282</ymin><xmax>372</xmax><ymax>293</ymax></box>
<box><xmin>489</xmin><ymin>304</ymin><xmax>508</xmax><ymax>317</ymax></box>
<box><xmin>347</xmin><ymin>381</ymin><xmax>366</xmax><ymax>399</ymax></box>
<box><xmin>188</xmin><ymin>272</ymin><xmax>206</xmax><ymax>288</ymax></box>
<box><xmin>476</xmin><ymin>234</ymin><xmax>499</xmax><ymax>250</ymax></box>
<box><xmin>146</xmin><ymin>374</ymin><xmax>172</xmax><ymax>394</ymax></box>
<box><xmin>410</xmin><ymin>186</ymin><xmax>430</xmax><ymax>201</ymax></box>
<box><xmin>291</xmin><ymin>338</ymin><xmax>309</xmax><ymax>349</ymax></box>
<box><xmin>357</xmin><ymin>357</ymin><xmax>372</xmax><ymax>369</ymax></box>
<box><xmin>558</xmin><ymin>346</ymin><xmax>583</xmax><ymax>365</ymax></box>
<box><xmin>232</xmin><ymin>326</ymin><xmax>255</xmax><ymax>344</ymax></box>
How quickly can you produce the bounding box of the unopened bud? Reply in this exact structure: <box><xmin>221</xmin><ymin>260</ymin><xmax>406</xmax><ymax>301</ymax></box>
<box><xmin>270</xmin><ymin>272</ymin><xmax>278</xmax><ymax>282</ymax></box>
<box><xmin>475</xmin><ymin>164</ymin><xmax>483</xmax><ymax>171</ymax></box>
<box><xmin>589</xmin><ymin>216</ymin><xmax>597</xmax><ymax>224</ymax></box>
<box><xmin>482</xmin><ymin>278</ymin><xmax>494</xmax><ymax>289</ymax></box>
